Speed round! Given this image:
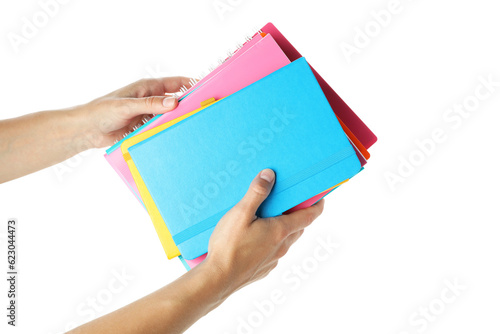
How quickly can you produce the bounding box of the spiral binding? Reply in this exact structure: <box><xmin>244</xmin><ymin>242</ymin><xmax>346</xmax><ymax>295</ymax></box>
<box><xmin>112</xmin><ymin>26</ymin><xmax>263</xmax><ymax>145</ymax></box>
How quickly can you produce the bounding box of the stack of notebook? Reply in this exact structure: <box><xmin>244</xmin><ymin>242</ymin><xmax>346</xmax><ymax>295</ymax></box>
<box><xmin>104</xmin><ymin>23</ymin><xmax>377</xmax><ymax>270</ymax></box>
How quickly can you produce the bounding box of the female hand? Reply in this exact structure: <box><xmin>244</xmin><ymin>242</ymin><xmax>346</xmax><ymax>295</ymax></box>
<box><xmin>204</xmin><ymin>169</ymin><xmax>325</xmax><ymax>297</ymax></box>
<box><xmin>0</xmin><ymin>76</ymin><xmax>193</xmax><ymax>182</ymax></box>
<box><xmin>77</xmin><ymin>76</ymin><xmax>193</xmax><ymax>148</ymax></box>
<box><xmin>69</xmin><ymin>169</ymin><xmax>325</xmax><ymax>334</ymax></box>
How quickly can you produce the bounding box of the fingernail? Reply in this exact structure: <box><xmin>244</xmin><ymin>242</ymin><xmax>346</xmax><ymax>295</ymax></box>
<box><xmin>163</xmin><ymin>97</ymin><xmax>176</xmax><ymax>108</ymax></box>
<box><xmin>260</xmin><ymin>169</ymin><xmax>275</xmax><ymax>183</ymax></box>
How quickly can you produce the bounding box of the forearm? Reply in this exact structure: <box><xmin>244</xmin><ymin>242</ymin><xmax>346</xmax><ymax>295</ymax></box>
<box><xmin>0</xmin><ymin>107</ymin><xmax>91</xmax><ymax>183</ymax></box>
<box><xmin>0</xmin><ymin>77</ymin><xmax>189</xmax><ymax>184</ymax></box>
<box><xmin>69</xmin><ymin>259</ymin><xmax>229</xmax><ymax>334</ymax></box>
<box><xmin>70</xmin><ymin>171</ymin><xmax>324</xmax><ymax>334</ymax></box>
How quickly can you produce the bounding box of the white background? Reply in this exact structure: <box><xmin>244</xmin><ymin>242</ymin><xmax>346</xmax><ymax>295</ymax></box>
<box><xmin>1</xmin><ymin>0</ymin><xmax>499</xmax><ymax>333</ymax></box>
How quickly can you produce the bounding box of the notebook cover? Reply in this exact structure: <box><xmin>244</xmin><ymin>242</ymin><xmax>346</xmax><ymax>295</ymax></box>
<box><xmin>126</xmin><ymin>110</ymin><xmax>351</xmax><ymax>266</ymax></box>
<box><xmin>120</xmin><ymin>34</ymin><xmax>292</xmax><ymax>259</ymax></box>
<box><xmin>129</xmin><ymin>58</ymin><xmax>362</xmax><ymax>260</ymax></box>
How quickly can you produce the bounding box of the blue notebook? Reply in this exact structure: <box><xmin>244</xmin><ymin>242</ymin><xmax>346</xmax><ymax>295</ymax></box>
<box><xmin>128</xmin><ymin>57</ymin><xmax>361</xmax><ymax>260</ymax></box>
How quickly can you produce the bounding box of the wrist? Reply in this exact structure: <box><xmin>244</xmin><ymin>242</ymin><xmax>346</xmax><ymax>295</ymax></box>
<box><xmin>195</xmin><ymin>256</ymin><xmax>235</xmax><ymax>305</ymax></box>
<box><xmin>67</xmin><ymin>103</ymin><xmax>101</xmax><ymax>151</ymax></box>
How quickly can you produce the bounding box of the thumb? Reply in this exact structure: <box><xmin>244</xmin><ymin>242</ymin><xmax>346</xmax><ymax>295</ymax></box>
<box><xmin>237</xmin><ymin>169</ymin><xmax>275</xmax><ymax>217</ymax></box>
<box><xmin>122</xmin><ymin>95</ymin><xmax>178</xmax><ymax>118</ymax></box>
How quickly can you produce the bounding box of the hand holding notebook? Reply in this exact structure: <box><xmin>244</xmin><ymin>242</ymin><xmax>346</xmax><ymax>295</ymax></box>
<box><xmin>206</xmin><ymin>168</ymin><xmax>325</xmax><ymax>290</ymax></box>
<box><xmin>105</xmin><ymin>22</ymin><xmax>377</xmax><ymax>267</ymax></box>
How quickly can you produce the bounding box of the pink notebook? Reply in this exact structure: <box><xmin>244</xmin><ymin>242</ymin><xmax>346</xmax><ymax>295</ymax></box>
<box><xmin>105</xmin><ymin>34</ymin><xmax>288</xmax><ymax>200</ymax></box>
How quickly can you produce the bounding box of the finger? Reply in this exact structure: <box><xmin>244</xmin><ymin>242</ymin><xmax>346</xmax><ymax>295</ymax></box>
<box><xmin>237</xmin><ymin>260</ymin><xmax>279</xmax><ymax>290</ymax></box>
<box><xmin>236</xmin><ymin>169</ymin><xmax>275</xmax><ymax>219</ymax></box>
<box><xmin>274</xmin><ymin>199</ymin><xmax>325</xmax><ymax>236</ymax></box>
<box><xmin>121</xmin><ymin>113</ymin><xmax>153</xmax><ymax>135</ymax></box>
<box><xmin>284</xmin><ymin>229</ymin><xmax>304</xmax><ymax>249</ymax></box>
<box><xmin>274</xmin><ymin>229</ymin><xmax>304</xmax><ymax>259</ymax></box>
<box><xmin>119</xmin><ymin>95</ymin><xmax>178</xmax><ymax>118</ymax></box>
<box><xmin>252</xmin><ymin>260</ymin><xmax>279</xmax><ymax>280</ymax></box>
<box><xmin>160</xmin><ymin>76</ymin><xmax>196</xmax><ymax>93</ymax></box>
<box><xmin>140</xmin><ymin>77</ymin><xmax>195</xmax><ymax>96</ymax></box>
<box><xmin>119</xmin><ymin>77</ymin><xmax>195</xmax><ymax>98</ymax></box>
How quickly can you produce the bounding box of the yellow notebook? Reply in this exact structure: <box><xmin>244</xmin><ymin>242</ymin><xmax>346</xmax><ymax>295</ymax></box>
<box><xmin>121</xmin><ymin>98</ymin><xmax>219</xmax><ymax>259</ymax></box>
